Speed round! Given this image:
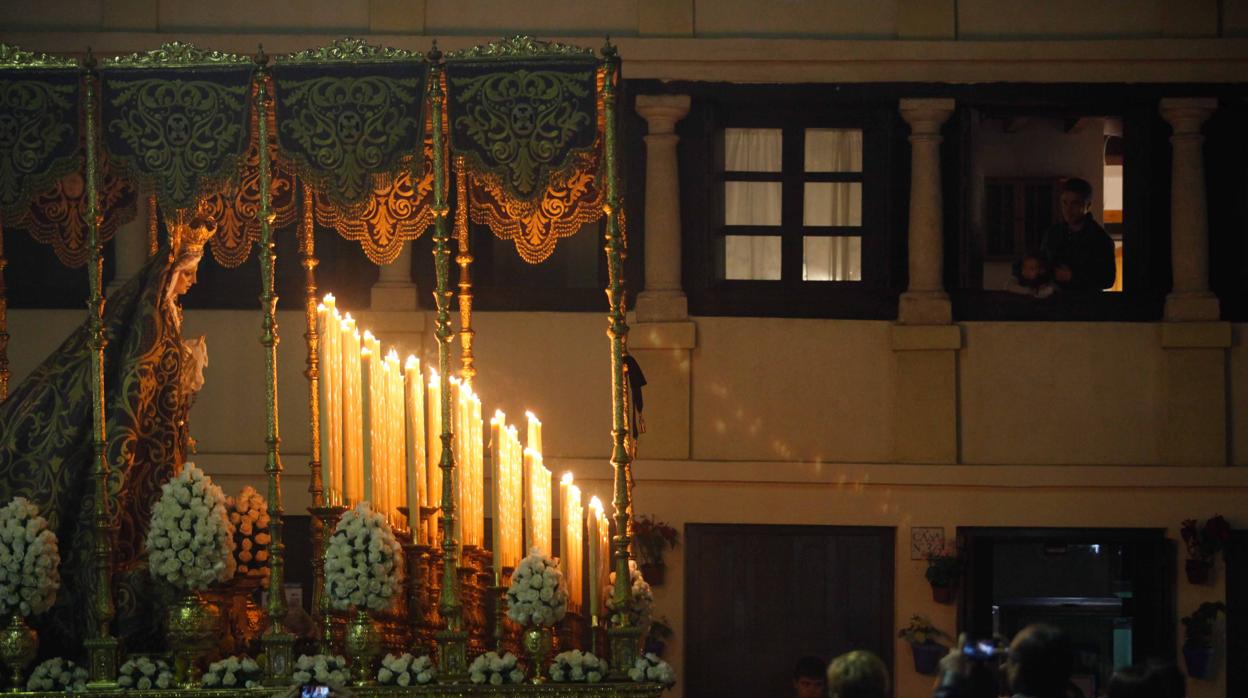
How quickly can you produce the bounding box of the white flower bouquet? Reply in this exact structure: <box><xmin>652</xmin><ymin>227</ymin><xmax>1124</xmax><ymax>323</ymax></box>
<box><xmin>550</xmin><ymin>650</ymin><xmax>608</xmax><ymax>683</ymax></box>
<box><xmin>468</xmin><ymin>651</ymin><xmax>524</xmax><ymax>685</ymax></box>
<box><xmin>202</xmin><ymin>654</ymin><xmax>262</xmax><ymax>689</ymax></box>
<box><xmin>0</xmin><ymin>496</ymin><xmax>60</xmax><ymax>617</ymax></box>
<box><xmin>325</xmin><ymin>502</ymin><xmax>403</xmax><ymax>611</ymax></box>
<box><xmin>629</xmin><ymin>652</ymin><xmax>676</xmax><ymax>687</ymax></box>
<box><xmin>145</xmin><ymin>463</ymin><xmax>236</xmax><ymax>591</ymax></box>
<box><xmin>226</xmin><ymin>486</ymin><xmax>270</xmax><ymax>584</ymax></box>
<box><xmin>293</xmin><ymin>654</ymin><xmax>349</xmax><ymax>688</ymax></box>
<box><xmin>607</xmin><ymin>559</ymin><xmax>654</xmax><ymax>633</ymax></box>
<box><xmin>26</xmin><ymin>658</ymin><xmax>86</xmax><ymax>692</ymax></box>
<box><xmin>505</xmin><ymin>548</ymin><xmax>568</xmax><ymax>627</ymax></box>
<box><xmin>117</xmin><ymin>657</ymin><xmax>173</xmax><ymax>690</ymax></box>
<box><xmin>377</xmin><ymin>652</ymin><xmax>435</xmax><ymax>686</ymax></box>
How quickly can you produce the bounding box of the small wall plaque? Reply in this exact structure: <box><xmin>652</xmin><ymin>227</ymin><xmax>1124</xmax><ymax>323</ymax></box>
<box><xmin>910</xmin><ymin>527</ymin><xmax>945</xmax><ymax>560</ymax></box>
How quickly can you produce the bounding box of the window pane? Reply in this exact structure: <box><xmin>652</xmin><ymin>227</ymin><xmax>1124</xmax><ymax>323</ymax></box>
<box><xmin>805</xmin><ymin>128</ymin><xmax>862</xmax><ymax>172</ymax></box>
<box><xmin>803</xmin><ymin>182</ymin><xmax>861</xmax><ymax>226</ymax></box>
<box><xmin>725</xmin><ymin>181</ymin><xmax>782</xmax><ymax>226</ymax></box>
<box><xmin>725</xmin><ymin>235</ymin><xmax>781</xmax><ymax>280</ymax></box>
<box><xmin>803</xmin><ymin>237</ymin><xmax>861</xmax><ymax>281</ymax></box>
<box><xmin>724</xmin><ymin>128</ymin><xmax>782</xmax><ymax>172</ymax></box>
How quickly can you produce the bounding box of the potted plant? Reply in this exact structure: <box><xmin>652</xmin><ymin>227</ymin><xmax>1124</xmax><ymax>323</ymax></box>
<box><xmin>644</xmin><ymin>617</ymin><xmax>674</xmax><ymax>658</ymax></box>
<box><xmin>899</xmin><ymin>615</ymin><xmax>950</xmax><ymax>675</ymax></box>
<box><xmin>1181</xmin><ymin>601</ymin><xmax>1226</xmax><ymax>679</ymax></box>
<box><xmin>925</xmin><ymin>552</ymin><xmax>961</xmax><ymax>603</ymax></box>
<box><xmin>633</xmin><ymin>515</ymin><xmax>678</xmax><ymax>586</ymax></box>
<box><xmin>1180</xmin><ymin>515</ymin><xmax>1230</xmax><ymax>584</ymax></box>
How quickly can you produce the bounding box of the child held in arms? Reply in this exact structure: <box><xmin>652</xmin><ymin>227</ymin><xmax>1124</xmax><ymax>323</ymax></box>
<box><xmin>1005</xmin><ymin>252</ymin><xmax>1057</xmax><ymax>298</ymax></box>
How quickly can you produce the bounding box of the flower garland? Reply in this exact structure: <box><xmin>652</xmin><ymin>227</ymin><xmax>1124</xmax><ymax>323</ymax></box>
<box><xmin>378</xmin><ymin>653</ymin><xmax>436</xmax><ymax>687</ymax></box>
<box><xmin>550</xmin><ymin>650</ymin><xmax>608</xmax><ymax>683</ymax></box>
<box><xmin>203</xmin><ymin>655</ymin><xmax>262</xmax><ymax>689</ymax></box>
<box><xmin>606</xmin><ymin>559</ymin><xmax>654</xmax><ymax>633</ymax></box>
<box><xmin>293</xmin><ymin>654</ymin><xmax>349</xmax><ymax>689</ymax></box>
<box><xmin>629</xmin><ymin>652</ymin><xmax>676</xmax><ymax>687</ymax></box>
<box><xmin>506</xmin><ymin>548</ymin><xmax>568</xmax><ymax>627</ymax></box>
<box><xmin>226</xmin><ymin>486</ymin><xmax>271</xmax><ymax>584</ymax></box>
<box><xmin>468</xmin><ymin>651</ymin><xmax>525</xmax><ymax>685</ymax></box>
<box><xmin>117</xmin><ymin>657</ymin><xmax>174</xmax><ymax>691</ymax></box>
<box><xmin>325</xmin><ymin>502</ymin><xmax>403</xmax><ymax>611</ymax></box>
<box><xmin>0</xmin><ymin>496</ymin><xmax>60</xmax><ymax>617</ymax></box>
<box><xmin>145</xmin><ymin>463</ymin><xmax>236</xmax><ymax>591</ymax></box>
<box><xmin>27</xmin><ymin>658</ymin><xmax>86</xmax><ymax>692</ymax></box>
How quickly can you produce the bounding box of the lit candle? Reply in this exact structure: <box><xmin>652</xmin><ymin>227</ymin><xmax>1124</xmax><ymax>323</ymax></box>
<box><xmin>387</xmin><ymin>351</ymin><xmax>404</xmax><ymax>528</ymax></box>
<box><xmin>472</xmin><ymin>393</ymin><xmax>483</xmax><ymax>548</ymax></box>
<box><xmin>560</xmin><ymin>472</ymin><xmax>573</xmax><ymax>584</ymax></box>
<box><xmin>490</xmin><ymin>410</ymin><xmax>505</xmax><ymax>577</ymax></box>
<box><xmin>526</xmin><ymin>411</ymin><xmax>542</xmax><ymax>455</ymax></box>
<box><xmin>587</xmin><ymin>496</ymin><xmax>607</xmax><ymax>621</ymax></box>
<box><xmin>570</xmin><ymin>482</ymin><xmax>582</xmax><ymax>610</ymax></box>
<box><xmin>342</xmin><ymin>319</ymin><xmax>362</xmax><ymax>505</ymax></box>
<box><xmin>505</xmin><ymin>424</ymin><xmax>522</xmax><ymax>568</ymax></box>
<box><xmin>361</xmin><ymin>344</ymin><xmax>373</xmax><ymax>504</ymax></box>
<box><xmin>316</xmin><ymin>301</ymin><xmax>334</xmax><ymax>504</ymax></box>
<box><xmin>426</xmin><ymin>370</ymin><xmax>441</xmax><ymax>543</ymax></box>
<box><xmin>327</xmin><ymin>302</ymin><xmax>342</xmax><ymax>506</ymax></box>
<box><xmin>405</xmin><ymin>356</ymin><xmax>424</xmax><ymax>536</ymax></box>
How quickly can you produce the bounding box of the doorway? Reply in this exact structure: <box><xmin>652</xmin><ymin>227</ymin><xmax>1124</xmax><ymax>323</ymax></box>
<box><xmin>684</xmin><ymin>524</ymin><xmax>894</xmax><ymax>697</ymax></box>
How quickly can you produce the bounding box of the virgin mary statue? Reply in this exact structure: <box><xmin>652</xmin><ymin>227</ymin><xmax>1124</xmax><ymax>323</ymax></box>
<box><xmin>0</xmin><ymin>214</ymin><xmax>214</xmax><ymax>657</ymax></box>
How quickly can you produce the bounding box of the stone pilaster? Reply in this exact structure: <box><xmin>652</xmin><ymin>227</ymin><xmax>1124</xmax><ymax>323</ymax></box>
<box><xmin>634</xmin><ymin>94</ymin><xmax>691</xmax><ymax>322</ymax></box>
<box><xmin>370</xmin><ymin>241</ymin><xmax>420</xmax><ymax>312</ymax></box>
<box><xmin>1160</xmin><ymin>98</ymin><xmax>1220</xmax><ymax>322</ymax></box>
<box><xmin>898</xmin><ymin>98</ymin><xmax>955</xmax><ymax>325</ymax></box>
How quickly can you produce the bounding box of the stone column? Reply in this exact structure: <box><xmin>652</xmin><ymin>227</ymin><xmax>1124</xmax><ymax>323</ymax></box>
<box><xmin>1160</xmin><ymin>98</ymin><xmax>1219</xmax><ymax>321</ymax></box>
<box><xmin>370</xmin><ymin>240</ymin><xmax>419</xmax><ymax>311</ymax></box>
<box><xmin>898</xmin><ymin>98</ymin><xmax>955</xmax><ymax>325</ymax></box>
<box><xmin>107</xmin><ymin>195</ymin><xmax>149</xmax><ymax>293</ymax></box>
<box><xmin>634</xmin><ymin>94</ymin><xmax>691</xmax><ymax>322</ymax></box>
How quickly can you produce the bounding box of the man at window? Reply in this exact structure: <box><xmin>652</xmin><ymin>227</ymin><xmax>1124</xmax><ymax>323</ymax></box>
<box><xmin>1039</xmin><ymin>177</ymin><xmax>1116</xmax><ymax>292</ymax></box>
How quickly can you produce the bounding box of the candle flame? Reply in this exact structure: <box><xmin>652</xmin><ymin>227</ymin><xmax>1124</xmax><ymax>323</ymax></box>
<box><xmin>322</xmin><ymin>292</ymin><xmax>336</xmax><ymax>304</ymax></box>
<box><xmin>363</xmin><ymin>329</ymin><xmax>375</xmax><ymax>342</ymax></box>
<box><xmin>361</xmin><ymin>346</ymin><xmax>371</xmax><ymax>358</ymax></box>
<box><xmin>405</xmin><ymin>355</ymin><xmax>419</xmax><ymax>370</ymax></box>
<box><xmin>589</xmin><ymin>496</ymin><xmax>603</xmax><ymax>512</ymax></box>
<box><xmin>386</xmin><ymin>348</ymin><xmax>399</xmax><ymax>362</ymax></box>
<box><xmin>316</xmin><ymin>302</ymin><xmax>326</xmax><ymax>313</ymax></box>
<box><xmin>493</xmin><ymin>409</ymin><xmax>505</xmax><ymax>422</ymax></box>
<box><xmin>525</xmin><ymin>410</ymin><xmax>541</xmax><ymax>423</ymax></box>
<box><xmin>561</xmin><ymin>472</ymin><xmax>574</xmax><ymax>486</ymax></box>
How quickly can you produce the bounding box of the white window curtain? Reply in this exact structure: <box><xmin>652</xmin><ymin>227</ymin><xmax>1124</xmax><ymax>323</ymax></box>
<box><xmin>802</xmin><ymin>129</ymin><xmax>862</xmax><ymax>281</ymax></box>
<box><xmin>724</xmin><ymin>128</ymin><xmax>782</xmax><ymax>280</ymax></box>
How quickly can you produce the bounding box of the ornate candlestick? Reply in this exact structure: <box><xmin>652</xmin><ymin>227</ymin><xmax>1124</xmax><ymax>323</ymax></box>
<box><xmin>308</xmin><ymin>504</ymin><xmax>347</xmax><ymax>653</ymax></box>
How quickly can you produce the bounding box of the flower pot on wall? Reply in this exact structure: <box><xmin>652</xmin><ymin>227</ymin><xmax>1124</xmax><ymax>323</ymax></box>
<box><xmin>1185</xmin><ymin>559</ymin><xmax>1212</xmax><ymax>584</ymax></box>
<box><xmin>931</xmin><ymin>584</ymin><xmax>957</xmax><ymax>604</ymax></box>
<box><xmin>911</xmin><ymin>641</ymin><xmax>948</xmax><ymax>675</ymax></box>
<box><xmin>1183</xmin><ymin>645</ymin><xmax>1214</xmax><ymax>679</ymax></box>
<box><xmin>640</xmin><ymin>562</ymin><xmax>666</xmax><ymax>586</ymax></box>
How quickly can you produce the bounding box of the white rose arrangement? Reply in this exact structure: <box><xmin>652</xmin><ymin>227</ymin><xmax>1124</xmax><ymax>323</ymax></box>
<box><xmin>117</xmin><ymin>657</ymin><xmax>173</xmax><ymax>690</ymax></box>
<box><xmin>26</xmin><ymin>658</ymin><xmax>86</xmax><ymax>692</ymax></box>
<box><xmin>550</xmin><ymin>650</ymin><xmax>608</xmax><ymax>683</ymax></box>
<box><xmin>377</xmin><ymin>652</ymin><xmax>435</xmax><ymax>687</ymax></box>
<box><xmin>293</xmin><ymin>654</ymin><xmax>349</xmax><ymax>688</ymax></box>
<box><xmin>226</xmin><ymin>486</ymin><xmax>270</xmax><ymax>584</ymax></box>
<box><xmin>629</xmin><ymin>652</ymin><xmax>676</xmax><ymax>687</ymax></box>
<box><xmin>505</xmin><ymin>548</ymin><xmax>568</xmax><ymax>627</ymax></box>
<box><xmin>202</xmin><ymin>655</ymin><xmax>262</xmax><ymax>689</ymax></box>
<box><xmin>325</xmin><ymin>502</ymin><xmax>403</xmax><ymax>611</ymax></box>
<box><xmin>145</xmin><ymin>463</ymin><xmax>236</xmax><ymax>591</ymax></box>
<box><xmin>468</xmin><ymin>651</ymin><xmax>524</xmax><ymax>685</ymax></box>
<box><xmin>0</xmin><ymin>496</ymin><xmax>60</xmax><ymax>617</ymax></box>
<box><xmin>606</xmin><ymin>559</ymin><xmax>654</xmax><ymax>633</ymax></box>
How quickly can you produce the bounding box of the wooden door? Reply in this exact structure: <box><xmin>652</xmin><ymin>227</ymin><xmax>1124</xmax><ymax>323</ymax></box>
<box><xmin>684</xmin><ymin>524</ymin><xmax>894</xmax><ymax>698</ymax></box>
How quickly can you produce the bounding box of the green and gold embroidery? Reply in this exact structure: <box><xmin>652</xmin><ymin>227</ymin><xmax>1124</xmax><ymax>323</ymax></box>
<box><xmin>449</xmin><ymin>67</ymin><xmax>595</xmax><ymax>198</ymax></box>
<box><xmin>0</xmin><ymin>78</ymin><xmax>79</xmax><ymax>218</ymax></box>
<box><xmin>103</xmin><ymin>76</ymin><xmax>251</xmax><ymax>212</ymax></box>
<box><xmin>277</xmin><ymin>74</ymin><xmax>423</xmax><ymax>206</ymax></box>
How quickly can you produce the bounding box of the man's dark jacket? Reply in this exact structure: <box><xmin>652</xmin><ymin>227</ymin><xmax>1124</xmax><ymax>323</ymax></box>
<box><xmin>1040</xmin><ymin>213</ymin><xmax>1116</xmax><ymax>291</ymax></box>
